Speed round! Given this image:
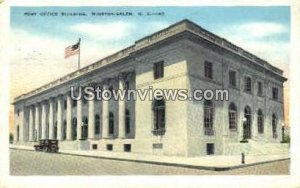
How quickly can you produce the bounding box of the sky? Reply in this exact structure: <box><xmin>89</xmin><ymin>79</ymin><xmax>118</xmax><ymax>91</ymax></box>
<box><xmin>9</xmin><ymin>6</ymin><xmax>290</xmax><ymax>131</ymax></box>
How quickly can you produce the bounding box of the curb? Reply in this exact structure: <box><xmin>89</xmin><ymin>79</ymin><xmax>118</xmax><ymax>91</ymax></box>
<box><xmin>10</xmin><ymin>147</ymin><xmax>290</xmax><ymax>171</ymax></box>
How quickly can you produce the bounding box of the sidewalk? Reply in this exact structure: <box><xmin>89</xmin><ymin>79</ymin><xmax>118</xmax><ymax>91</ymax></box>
<box><xmin>10</xmin><ymin>145</ymin><xmax>290</xmax><ymax>171</ymax></box>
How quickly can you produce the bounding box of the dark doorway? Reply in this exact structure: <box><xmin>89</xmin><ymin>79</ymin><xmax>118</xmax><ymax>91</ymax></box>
<box><xmin>243</xmin><ymin>106</ymin><xmax>252</xmax><ymax>139</ymax></box>
<box><xmin>72</xmin><ymin>117</ymin><xmax>77</xmax><ymax>140</ymax></box>
<box><xmin>206</xmin><ymin>143</ymin><xmax>214</xmax><ymax>155</ymax></box>
<box><xmin>16</xmin><ymin>125</ymin><xmax>19</xmax><ymax>141</ymax></box>
<box><xmin>82</xmin><ymin>116</ymin><xmax>88</xmax><ymax>139</ymax></box>
<box><xmin>54</xmin><ymin>122</ymin><xmax>57</xmax><ymax>139</ymax></box>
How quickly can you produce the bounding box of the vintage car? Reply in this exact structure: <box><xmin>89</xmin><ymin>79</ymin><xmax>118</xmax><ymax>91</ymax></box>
<box><xmin>34</xmin><ymin>139</ymin><xmax>59</xmax><ymax>153</ymax></box>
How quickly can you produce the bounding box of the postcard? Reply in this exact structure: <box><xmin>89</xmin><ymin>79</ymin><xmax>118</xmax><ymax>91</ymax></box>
<box><xmin>1</xmin><ymin>1</ymin><xmax>299</xmax><ymax>187</ymax></box>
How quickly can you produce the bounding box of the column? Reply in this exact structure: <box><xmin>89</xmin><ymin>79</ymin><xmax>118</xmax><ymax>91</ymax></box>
<box><xmin>28</xmin><ymin>106</ymin><xmax>34</xmax><ymax>141</ymax></box>
<box><xmin>102</xmin><ymin>84</ymin><xmax>109</xmax><ymax>138</ymax></box>
<box><xmin>41</xmin><ymin>102</ymin><xmax>47</xmax><ymax>139</ymax></box>
<box><xmin>35</xmin><ymin>104</ymin><xmax>40</xmax><ymax>140</ymax></box>
<box><xmin>57</xmin><ymin>96</ymin><xmax>63</xmax><ymax>140</ymax></box>
<box><xmin>118</xmin><ymin>78</ymin><xmax>126</xmax><ymax>138</ymax></box>
<box><xmin>66</xmin><ymin>94</ymin><xmax>72</xmax><ymax>140</ymax></box>
<box><xmin>48</xmin><ymin>98</ymin><xmax>54</xmax><ymax>139</ymax></box>
<box><xmin>88</xmin><ymin>98</ymin><xmax>95</xmax><ymax>139</ymax></box>
<box><xmin>77</xmin><ymin>99</ymin><xmax>82</xmax><ymax>140</ymax></box>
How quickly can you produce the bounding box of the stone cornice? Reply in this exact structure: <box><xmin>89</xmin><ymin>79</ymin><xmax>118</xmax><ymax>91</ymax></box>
<box><xmin>14</xmin><ymin>19</ymin><xmax>286</xmax><ymax>103</ymax></box>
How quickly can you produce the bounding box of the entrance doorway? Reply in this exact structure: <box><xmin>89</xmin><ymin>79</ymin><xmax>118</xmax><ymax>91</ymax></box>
<box><xmin>243</xmin><ymin>106</ymin><xmax>252</xmax><ymax>139</ymax></box>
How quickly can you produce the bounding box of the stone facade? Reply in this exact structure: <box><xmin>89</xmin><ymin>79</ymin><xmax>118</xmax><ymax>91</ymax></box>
<box><xmin>13</xmin><ymin>19</ymin><xmax>287</xmax><ymax>156</ymax></box>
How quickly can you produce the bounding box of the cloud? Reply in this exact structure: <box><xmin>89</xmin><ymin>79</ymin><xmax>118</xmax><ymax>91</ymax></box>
<box><xmin>70</xmin><ymin>21</ymin><xmax>169</xmax><ymax>42</ymax></box>
<box><xmin>10</xmin><ymin>21</ymin><xmax>169</xmax><ymax>100</ymax></box>
<box><xmin>216</xmin><ymin>21</ymin><xmax>290</xmax><ymax>76</ymax></box>
<box><xmin>236</xmin><ymin>22</ymin><xmax>288</xmax><ymax>38</ymax></box>
<box><xmin>70</xmin><ymin>21</ymin><xmax>134</xmax><ymax>41</ymax></box>
<box><xmin>10</xmin><ymin>29</ymin><xmax>120</xmax><ymax>100</ymax></box>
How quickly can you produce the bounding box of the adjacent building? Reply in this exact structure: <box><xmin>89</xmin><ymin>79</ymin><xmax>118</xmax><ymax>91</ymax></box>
<box><xmin>13</xmin><ymin>19</ymin><xmax>288</xmax><ymax>156</ymax></box>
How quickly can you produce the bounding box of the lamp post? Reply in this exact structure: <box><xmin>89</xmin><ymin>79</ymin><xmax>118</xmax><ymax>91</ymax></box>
<box><xmin>281</xmin><ymin>123</ymin><xmax>285</xmax><ymax>143</ymax></box>
<box><xmin>240</xmin><ymin>117</ymin><xmax>248</xmax><ymax>143</ymax></box>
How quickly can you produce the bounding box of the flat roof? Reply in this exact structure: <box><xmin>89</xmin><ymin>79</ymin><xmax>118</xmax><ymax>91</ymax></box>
<box><xmin>14</xmin><ymin>19</ymin><xmax>286</xmax><ymax>103</ymax></box>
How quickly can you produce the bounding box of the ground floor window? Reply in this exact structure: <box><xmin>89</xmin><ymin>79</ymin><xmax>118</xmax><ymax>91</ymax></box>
<box><xmin>46</xmin><ymin>123</ymin><xmax>49</xmax><ymax>139</ymax></box>
<box><xmin>109</xmin><ymin>112</ymin><xmax>114</xmax><ymax>135</ymax></box>
<box><xmin>243</xmin><ymin>106</ymin><xmax>252</xmax><ymax>139</ymax></box>
<box><xmin>54</xmin><ymin>122</ymin><xmax>57</xmax><ymax>139</ymax></box>
<box><xmin>228</xmin><ymin>103</ymin><xmax>237</xmax><ymax>131</ymax></box>
<box><xmin>124</xmin><ymin>144</ymin><xmax>131</xmax><ymax>152</ymax></box>
<box><xmin>206</xmin><ymin>143</ymin><xmax>214</xmax><ymax>155</ymax></box>
<box><xmin>257</xmin><ymin>109</ymin><xmax>264</xmax><ymax>134</ymax></box>
<box><xmin>92</xmin><ymin>144</ymin><xmax>98</xmax><ymax>150</ymax></box>
<box><xmin>152</xmin><ymin>99</ymin><xmax>166</xmax><ymax>135</ymax></box>
<box><xmin>82</xmin><ymin>116</ymin><xmax>88</xmax><ymax>139</ymax></box>
<box><xmin>16</xmin><ymin>125</ymin><xmax>19</xmax><ymax>141</ymax></box>
<box><xmin>125</xmin><ymin>109</ymin><xmax>130</xmax><ymax>134</ymax></box>
<box><xmin>204</xmin><ymin>100</ymin><xmax>214</xmax><ymax>136</ymax></box>
<box><xmin>72</xmin><ymin>118</ymin><xmax>77</xmax><ymax>140</ymax></box>
<box><xmin>106</xmin><ymin>144</ymin><xmax>113</xmax><ymax>151</ymax></box>
<box><xmin>62</xmin><ymin>120</ymin><xmax>66</xmax><ymax>140</ymax></box>
<box><xmin>95</xmin><ymin>114</ymin><xmax>100</xmax><ymax>135</ymax></box>
<box><xmin>272</xmin><ymin>113</ymin><xmax>278</xmax><ymax>138</ymax></box>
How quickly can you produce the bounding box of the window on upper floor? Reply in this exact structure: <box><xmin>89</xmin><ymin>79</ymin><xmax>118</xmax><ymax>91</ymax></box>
<box><xmin>153</xmin><ymin>61</ymin><xmax>164</xmax><ymax>79</ymax></box>
<box><xmin>257</xmin><ymin>81</ymin><xmax>263</xmax><ymax>96</ymax></box>
<box><xmin>244</xmin><ymin>76</ymin><xmax>252</xmax><ymax>93</ymax></box>
<box><xmin>272</xmin><ymin>87</ymin><xmax>278</xmax><ymax>100</ymax></box>
<box><xmin>17</xmin><ymin>109</ymin><xmax>20</xmax><ymax>116</ymax></box>
<box><xmin>229</xmin><ymin>70</ymin><xmax>236</xmax><ymax>87</ymax></box>
<box><xmin>204</xmin><ymin>61</ymin><xmax>213</xmax><ymax>79</ymax></box>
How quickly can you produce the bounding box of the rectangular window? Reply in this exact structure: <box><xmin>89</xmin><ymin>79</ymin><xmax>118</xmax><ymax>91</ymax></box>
<box><xmin>272</xmin><ymin>87</ymin><xmax>278</xmax><ymax>100</ymax></box>
<box><xmin>125</xmin><ymin>117</ymin><xmax>130</xmax><ymax>134</ymax></box>
<box><xmin>109</xmin><ymin>112</ymin><xmax>114</xmax><ymax>135</ymax></box>
<box><xmin>64</xmin><ymin>100</ymin><xmax>67</xmax><ymax>109</ymax></box>
<box><xmin>257</xmin><ymin>81</ymin><xmax>263</xmax><ymax>96</ymax></box>
<box><xmin>229</xmin><ymin>111</ymin><xmax>237</xmax><ymax>130</ymax></box>
<box><xmin>204</xmin><ymin>61</ymin><xmax>213</xmax><ymax>79</ymax></box>
<box><xmin>152</xmin><ymin>100</ymin><xmax>166</xmax><ymax>136</ymax></box>
<box><xmin>72</xmin><ymin>100</ymin><xmax>77</xmax><ymax>107</ymax></box>
<box><xmin>153</xmin><ymin>61</ymin><xmax>164</xmax><ymax>79</ymax></box>
<box><xmin>153</xmin><ymin>143</ymin><xmax>163</xmax><ymax>149</ymax></box>
<box><xmin>106</xmin><ymin>144</ymin><xmax>113</xmax><ymax>151</ymax></box>
<box><xmin>92</xmin><ymin>144</ymin><xmax>98</xmax><ymax>150</ymax></box>
<box><xmin>229</xmin><ymin>70</ymin><xmax>236</xmax><ymax>87</ymax></box>
<box><xmin>206</xmin><ymin>143</ymin><xmax>215</xmax><ymax>155</ymax></box>
<box><xmin>124</xmin><ymin>144</ymin><xmax>131</xmax><ymax>152</ymax></box>
<box><xmin>55</xmin><ymin>102</ymin><xmax>58</xmax><ymax>111</ymax></box>
<box><xmin>244</xmin><ymin>76</ymin><xmax>252</xmax><ymax>93</ymax></box>
<box><xmin>204</xmin><ymin>101</ymin><xmax>214</xmax><ymax>136</ymax></box>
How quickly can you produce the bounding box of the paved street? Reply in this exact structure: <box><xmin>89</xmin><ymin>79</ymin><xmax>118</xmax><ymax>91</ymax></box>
<box><xmin>10</xmin><ymin>149</ymin><xmax>289</xmax><ymax>175</ymax></box>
